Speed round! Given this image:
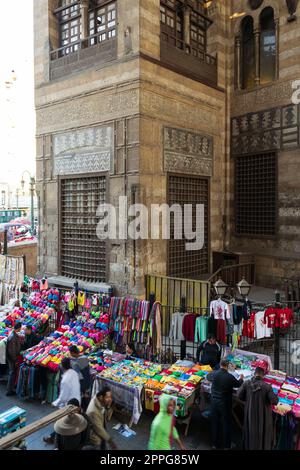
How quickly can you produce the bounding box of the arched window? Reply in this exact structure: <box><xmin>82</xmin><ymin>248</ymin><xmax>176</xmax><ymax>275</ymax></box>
<box><xmin>260</xmin><ymin>7</ymin><xmax>276</xmax><ymax>85</ymax></box>
<box><xmin>241</xmin><ymin>16</ymin><xmax>255</xmax><ymax>89</ymax></box>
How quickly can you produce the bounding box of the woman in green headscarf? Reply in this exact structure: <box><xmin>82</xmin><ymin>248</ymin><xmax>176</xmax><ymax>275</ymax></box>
<box><xmin>148</xmin><ymin>394</ymin><xmax>185</xmax><ymax>451</ymax></box>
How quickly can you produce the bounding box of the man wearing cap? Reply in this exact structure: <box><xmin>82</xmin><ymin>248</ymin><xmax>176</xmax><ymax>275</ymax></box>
<box><xmin>207</xmin><ymin>359</ymin><xmax>244</xmax><ymax>450</ymax></box>
<box><xmin>54</xmin><ymin>399</ymin><xmax>88</xmax><ymax>451</ymax></box>
<box><xmin>6</xmin><ymin>322</ymin><xmax>22</xmax><ymax>396</ymax></box>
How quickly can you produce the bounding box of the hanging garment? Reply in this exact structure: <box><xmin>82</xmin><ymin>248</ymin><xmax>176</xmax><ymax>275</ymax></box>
<box><xmin>210</xmin><ymin>299</ymin><xmax>230</xmax><ymax>321</ymax></box>
<box><xmin>216</xmin><ymin>319</ymin><xmax>227</xmax><ymax>344</ymax></box>
<box><xmin>232</xmin><ymin>304</ymin><xmax>244</xmax><ymax>325</ymax></box>
<box><xmin>207</xmin><ymin>316</ymin><xmax>218</xmax><ymax>337</ymax></box>
<box><xmin>182</xmin><ymin>314</ymin><xmax>197</xmax><ymax>342</ymax></box>
<box><xmin>254</xmin><ymin>311</ymin><xmax>273</xmax><ymax>339</ymax></box>
<box><xmin>40</xmin><ymin>278</ymin><xmax>48</xmax><ymax>291</ymax></box>
<box><xmin>77</xmin><ymin>291</ymin><xmax>86</xmax><ymax>307</ymax></box>
<box><xmin>277</xmin><ymin>308</ymin><xmax>294</xmax><ymax>329</ymax></box>
<box><xmin>169</xmin><ymin>312</ymin><xmax>186</xmax><ymax>341</ymax></box>
<box><xmin>242</xmin><ymin>300</ymin><xmax>252</xmax><ymax>320</ymax></box>
<box><xmin>194</xmin><ymin>316</ymin><xmax>209</xmax><ymax>343</ymax></box>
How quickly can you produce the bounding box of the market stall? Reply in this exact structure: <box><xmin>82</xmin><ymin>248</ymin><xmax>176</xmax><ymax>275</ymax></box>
<box><xmin>199</xmin><ymin>348</ymin><xmax>300</xmax><ymax>450</ymax></box>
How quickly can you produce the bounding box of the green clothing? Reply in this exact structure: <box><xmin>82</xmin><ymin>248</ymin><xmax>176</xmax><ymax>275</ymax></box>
<box><xmin>194</xmin><ymin>316</ymin><xmax>209</xmax><ymax>343</ymax></box>
<box><xmin>148</xmin><ymin>394</ymin><xmax>179</xmax><ymax>451</ymax></box>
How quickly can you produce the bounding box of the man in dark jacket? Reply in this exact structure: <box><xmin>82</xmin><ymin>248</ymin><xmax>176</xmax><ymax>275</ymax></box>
<box><xmin>21</xmin><ymin>325</ymin><xmax>40</xmax><ymax>351</ymax></box>
<box><xmin>207</xmin><ymin>359</ymin><xmax>244</xmax><ymax>449</ymax></box>
<box><xmin>237</xmin><ymin>367</ymin><xmax>279</xmax><ymax>450</ymax></box>
<box><xmin>196</xmin><ymin>334</ymin><xmax>221</xmax><ymax>369</ymax></box>
<box><xmin>6</xmin><ymin>322</ymin><xmax>22</xmax><ymax>396</ymax></box>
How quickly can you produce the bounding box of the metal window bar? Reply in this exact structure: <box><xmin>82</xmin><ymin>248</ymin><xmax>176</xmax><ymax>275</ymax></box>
<box><xmin>167</xmin><ymin>175</ymin><xmax>209</xmax><ymax>279</ymax></box>
<box><xmin>235</xmin><ymin>152</ymin><xmax>277</xmax><ymax>237</ymax></box>
<box><xmin>60</xmin><ymin>176</ymin><xmax>107</xmax><ymax>283</ymax></box>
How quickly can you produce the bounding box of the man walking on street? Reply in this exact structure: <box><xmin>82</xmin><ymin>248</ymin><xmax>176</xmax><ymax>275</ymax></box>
<box><xmin>6</xmin><ymin>322</ymin><xmax>22</xmax><ymax>396</ymax></box>
<box><xmin>207</xmin><ymin>359</ymin><xmax>244</xmax><ymax>449</ymax></box>
<box><xmin>237</xmin><ymin>367</ymin><xmax>279</xmax><ymax>450</ymax></box>
<box><xmin>86</xmin><ymin>387</ymin><xmax>117</xmax><ymax>450</ymax></box>
<box><xmin>69</xmin><ymin>345</ymin><xmax>91</xmax><ymax>411</ymax></box>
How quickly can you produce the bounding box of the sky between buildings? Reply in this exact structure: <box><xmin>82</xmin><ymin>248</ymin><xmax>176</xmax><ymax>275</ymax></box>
<box><xmin>0</xmin><ymin>0</ymin><xmax>35</xmax><ymax>193</ymax></box>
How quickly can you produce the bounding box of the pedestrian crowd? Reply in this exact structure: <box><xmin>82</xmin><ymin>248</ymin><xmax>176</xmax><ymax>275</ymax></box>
<box><xmin>4</xmin><ymin>328</ymin><xmax>279</xmax><ymax>450</ymax></box>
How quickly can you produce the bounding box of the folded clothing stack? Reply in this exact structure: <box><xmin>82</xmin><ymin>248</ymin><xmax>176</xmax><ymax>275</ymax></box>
<box><xmin>99</xmin><ymin>358</ymin><xmax>162</xmax><ymax>387</ymax></box>
<box><xmin>145</xmin><ymin>362</ymin><xmax>211</xmax><ymax>402</ymax></box>
<box><xmin>264</xmin><ymin>370</ymin><xmax>287</xmax><ymax>395</ymax></box>
<box><xmin>88</xmin><ymin>349</ymin><xmax>125</xmax><ymax>373</ymax></box>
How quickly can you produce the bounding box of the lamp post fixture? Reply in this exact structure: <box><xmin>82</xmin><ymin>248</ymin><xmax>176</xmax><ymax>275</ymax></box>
<box><xmin>237</xmin><ymin>278</ymin><xmax>252</xmax><ymax>298</ymax></box>
<box><xmin>214</xmin><ymin>278</ymin><xmax>228</xmax><ymax>297</ymax></box>
<box><xmin>21</xmin><ymin>171</ymin><xmax>36</xmax><ymax>232</ymax></box>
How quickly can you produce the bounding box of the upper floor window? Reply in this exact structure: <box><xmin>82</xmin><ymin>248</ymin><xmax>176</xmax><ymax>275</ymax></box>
<box><xmin>260</xmin><ymin>7</ymin><xmax>276</xmax><ymax>85</ymax></box>
<box><xmin>55</xmin><ymin>1</ymin><xmax>81</xmax><ymax>56</ymax></box>
<box><xmin>89</xmin><ymin>1</ymin><xmax>117</xmax><ymax>46</ymax></box>
<box><xmin>241</xmin><ymin>16</ymin><xmax>255</xmax><ymax>89</ymax></box>
<box><xmin>160</xmin><ymin>0</ymin><xmax>184</xmax><ymax>47</ymax></box>
<box><xmin>238</xmin><ymin>6</ymin><xmax>277</xmax><ymax>90</ymax></box>
<box><xmin>160</xmin><ymin>0</ymin><xmax>211</xmax><ymax>54</ymax></box>
<box><xmin>53</xmin><ymin>0</ymin><xmax>117</xmax><ymax>58</ymax></box>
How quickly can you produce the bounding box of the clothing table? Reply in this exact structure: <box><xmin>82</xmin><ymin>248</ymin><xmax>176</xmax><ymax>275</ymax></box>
<box><xmin>92</xmin><ymin>376</ymin><xmax>143</xmax><ymax>427</ymax></box>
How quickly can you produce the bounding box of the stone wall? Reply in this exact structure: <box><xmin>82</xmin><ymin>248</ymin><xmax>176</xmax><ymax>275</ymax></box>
<box><xmin>227</xmin><ymin>0</ymin><xmax>300</xmax><ymax>284</ymax></box>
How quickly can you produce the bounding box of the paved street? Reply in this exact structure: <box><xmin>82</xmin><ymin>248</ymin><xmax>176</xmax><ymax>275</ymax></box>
<box><xmin>0</xmin><ymin>382</ymin><xmax>243</xmax><ymax>450</ymax></box>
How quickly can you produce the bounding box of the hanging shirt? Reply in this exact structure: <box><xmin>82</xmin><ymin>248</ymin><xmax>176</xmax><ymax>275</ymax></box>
<box><xmin>277</xmin><ymin>308</ymin><xmax>294</xmax><ymax>329</ymax></box>
<box><xmin>242</xmin><ymin>300</ymin><xmax>252</xmax><ymax>320</ymax></box>
<box><xmin>169</xmin><ymin>312</ymin><xmax>186</xmax><ymax>341</ymax></box>
<box><xmin>194</xmin><ymin>316</ymin><xmax>209</xmax><ymax>343</ymax></box>
<box><xmin>77</xmin><ymin>292</ymin><xmax>86</xmax><ymax>307</ymax></box>
<box><xmin>210</xmin><ymin>299</ymin><xmax>230</xmax><ymax>321</ymax></box>
<box><xmin>255</xmin><ymin>311</ymin><xmax>273</xmax><ymax>340</ymax></box>
<box><xmin>182</xmin><ymin>314</ymin><xmax>197</xmax><ymax>342</ymax></box>
<box><xmin>264</xmin><ymin>308</ymin><xmax>277</xmax><ymax>329</ymax></box>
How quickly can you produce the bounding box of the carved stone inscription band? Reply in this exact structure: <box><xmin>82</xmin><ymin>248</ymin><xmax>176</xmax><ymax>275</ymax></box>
<box><xmin>164</xmin><ymin>126</ymin><xmax>214</xmax><ymax>176</ymax></box>
<box><xmin>53</xmin><ymin>125</ymin><xmax>114</xmax><ymax>176</ymax></box>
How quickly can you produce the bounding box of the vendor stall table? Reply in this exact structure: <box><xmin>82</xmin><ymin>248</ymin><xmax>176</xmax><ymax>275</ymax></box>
<box><xmin>93</xmin><ymin>376</ymin><xmax>143</xmax><ymax>427</ymax></box>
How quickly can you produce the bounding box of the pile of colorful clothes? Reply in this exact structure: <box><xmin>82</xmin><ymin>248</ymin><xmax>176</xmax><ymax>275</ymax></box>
<box><xmin>22</xmin><ymin>289</ymin><xmax>60</xmax><ymax>312</ymax></box>
<box><xmin>98</xmin><ymin>358</ymin><xmax>162</xmax><ymax>387</ymax></box>
<box><xmin>88</xmin><ymin>350</ymin><xmax>125</xmax><ymax>373</ymax></box>
<box><xmin>144</xmin><ymin>361</ymin><xmax>212</xmax><ymax>417</ymax></box>
<box><xmin>264</xmin><ymin>370</ymin><xmax>287</xmax><ymax>395</ymax></box>
<box><xmin>22</xmin><ymin>313</ymin><xmax>111</xmax><ymax>372</ymax></box>
<box><xmin>264</xmin><ymin>372</ymin><xmax>300</xmax><ymax>417</ymax></box>
<box><xmin>145</xmin><ymin>362</ymin><xmax>211</xmax><ymax>399</ymax></box>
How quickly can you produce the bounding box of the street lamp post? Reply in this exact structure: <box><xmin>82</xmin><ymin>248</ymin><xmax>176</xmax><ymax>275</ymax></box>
<box><xmin>21</xmin><ymin>171</ymin><xmax>36</xmax><ymax>232</ymax></box>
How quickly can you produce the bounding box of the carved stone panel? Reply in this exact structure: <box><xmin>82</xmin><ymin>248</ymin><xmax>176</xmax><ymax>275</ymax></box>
<box><xmin>53</xmin><ymin>125</ymin><xmax>114</xmax><ymax>176</ymax></box>
<box><xmin>164</xmin><ymin>127</ymin><xmax>214</xmax><ymax>176</ymax></box>
<box><xmin>231</xmin><ymin>103</ymin><xmax>300</xmax><ymax>155</ymax></box>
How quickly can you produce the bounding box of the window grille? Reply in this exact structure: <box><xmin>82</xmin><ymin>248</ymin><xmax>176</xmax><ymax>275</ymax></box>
<box><xmin>60</xmin><ymin>176</ymin><xmax>107</xmax><ymax>282</ymax></box>
<box><xmin>89</xmin><ymin>1</ymin><xmax>117</xmax><ymax>46</ymax></box>
<box><xmin>168</xmin><ymin>175</ymin><xmax>209</xmax><ymax>278</ymax></box>
<box><xmin>235</xmin><ymin>153</ymin><xmax>277</xmax><ymax>237</ymax></box>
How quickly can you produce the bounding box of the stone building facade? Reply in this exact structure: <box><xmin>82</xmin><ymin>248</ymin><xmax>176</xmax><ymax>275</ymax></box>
<box><xmin>227</xmin><ymin>0</ymin><xmax>300</xmax><ymax>287</ymax></box>
<box><xmin>34</xmin><ymin>0</ymin><xmax>300</xmax><ymax>295</ymax></box>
